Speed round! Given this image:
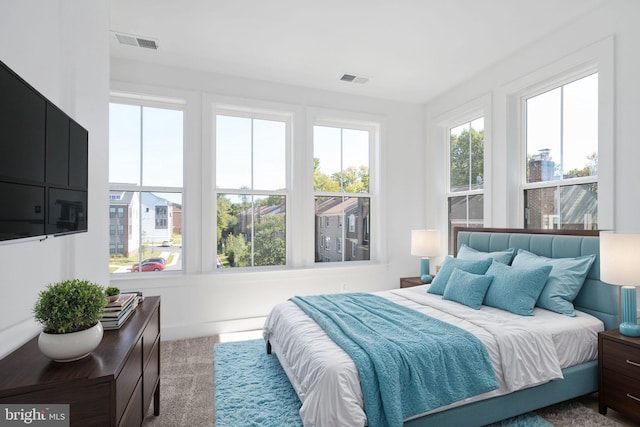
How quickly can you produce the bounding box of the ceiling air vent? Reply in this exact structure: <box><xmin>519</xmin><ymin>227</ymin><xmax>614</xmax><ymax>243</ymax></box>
<box><xmin>113</xmin><ymin>32</ymin><xmax>159</xmax><ymax>50</ymax></box>
<box><xmin>339</xmin><ymin>73</ymin><xmax>369</xmax><ymax>84</ymax></box>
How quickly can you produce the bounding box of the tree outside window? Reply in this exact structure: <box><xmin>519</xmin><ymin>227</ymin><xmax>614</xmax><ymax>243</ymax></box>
<box><xmin>215</xmin><ymin>114</ymin><xmax>287</xmax><ymax>268</ymax></box>
<box><xmin>314</xmin><ymin>124</ymin><xmax>372</xmax><ymax>263</ymax></box>
<box><xmin>447</xmin><ymin>117</ymin><xmax>484</xmax><ymax>251</ymax></box>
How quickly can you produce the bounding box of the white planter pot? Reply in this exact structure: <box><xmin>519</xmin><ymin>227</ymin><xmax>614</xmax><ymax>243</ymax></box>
<box><xmin>38</xmin><ymin>322</ymin><xmax>104</xmax><ymax>362</ymax></box>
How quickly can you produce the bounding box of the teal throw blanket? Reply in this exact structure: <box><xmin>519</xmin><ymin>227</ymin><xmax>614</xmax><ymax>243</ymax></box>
<box><xmin>290</xmin><ymin>293</ymin><xmax>498</xmax><ymax>427</ymax></box>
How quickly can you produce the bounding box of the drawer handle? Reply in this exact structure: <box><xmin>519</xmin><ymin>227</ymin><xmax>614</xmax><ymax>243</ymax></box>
<box><xmin>626</xmin><ymin>359</ymin><xmax>640</xmax><ymax>368</ymax></box>
<box><xmin>627</xmin><ymin>393</ymin><xmax>640</xmax><ymax>402</ymax></box>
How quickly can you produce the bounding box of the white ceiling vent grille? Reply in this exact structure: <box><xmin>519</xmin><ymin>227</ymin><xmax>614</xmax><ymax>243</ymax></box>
<box><xmin>339</xmin><ymin>73</ymin><xmax>369</xmax><ymax>84</ymax></box>
<box><xmin>113</xmin><ymin>32</ymin><xmax>159</xmax><ymax>50</ymax></box>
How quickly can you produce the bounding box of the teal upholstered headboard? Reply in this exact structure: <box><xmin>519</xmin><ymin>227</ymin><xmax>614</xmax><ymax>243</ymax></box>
<box><xmin>454</xmin><ymin>228</ymin><xmax>619</xmax><ymax>330</ymax></box>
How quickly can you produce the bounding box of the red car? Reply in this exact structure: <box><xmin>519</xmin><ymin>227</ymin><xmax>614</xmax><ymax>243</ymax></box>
<box><xmin>131</xmin><ymin>261</ymin><xmax>165</xmax><ymax>272</ymax></box>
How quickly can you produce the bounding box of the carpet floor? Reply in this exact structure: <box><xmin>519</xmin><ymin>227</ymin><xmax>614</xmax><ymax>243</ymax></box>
<box><xmin>143</xmin><ymin>335</ymin><xmax>627</xmax><ymax>427</ymax></box>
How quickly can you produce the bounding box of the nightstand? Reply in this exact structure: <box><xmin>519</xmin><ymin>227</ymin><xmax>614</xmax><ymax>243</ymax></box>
<box><xmin>400</xmin><ymin>277</ymin><xmax>424</xmax><ymax>288</ymax></box>
<box><xmin>598</xmin><ymin>329</ymin><xmax>640</xmax><ymax>420</ymax></box>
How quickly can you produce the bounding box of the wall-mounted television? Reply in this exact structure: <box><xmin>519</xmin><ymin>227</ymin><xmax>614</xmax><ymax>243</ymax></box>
<box><xmin>0</xmin><ymin>59</ymin><xmax>88</xmax><ymax>242</ymax></box>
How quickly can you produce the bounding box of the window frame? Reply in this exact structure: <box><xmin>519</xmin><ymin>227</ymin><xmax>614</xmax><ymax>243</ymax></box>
<box><xmin>108</xmin><ymin>92</ymin><xmax>186</xmax><ymax>275</ymax></box>
<box><xmin>498</xmin><ymin>36</ymin><xmax>614</xmax><ymax>230</ymax></box>
<box><xmin>311</xmin><ymin>117</ymin><xmax>379</xmax><ymax>265</ymax></box>
<box><xmin>520</xmin><ymin>69</ymin><xmax>599</xmax><ymax>230</ymax></box>
<box><xmin>442</xmin><ymin>107</ymin><xmax>489</xmax><ymax>253</ymax></box>
<box><xmin>211</xmin><ymin>105</ymin><xmax>292</xmax><ymax>270</ymax></box>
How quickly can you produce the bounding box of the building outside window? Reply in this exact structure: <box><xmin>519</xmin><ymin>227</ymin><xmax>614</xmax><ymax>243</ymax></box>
<box><xmin>314</xmin><ymin>123</ymin><xmax>373</xmax><ymax>263</ymax></box>
<box><xmin>523</xmin><ymin>72</ymin><xmax>598</xmax><ymax>230</ymax></box>
<box><xmin>447</xmin><ymin>117</ymin><xmax>484</xmax><ymax>251</ymax></box>
<box><xmin>108</xmin><ymin>98</ymin><xmax>184</xmax><ymax>273</ymax></box>
<box><xmin>215</xmin><ymin>112</ymin><xmax>288</xmax><ymax>268</ymax></box>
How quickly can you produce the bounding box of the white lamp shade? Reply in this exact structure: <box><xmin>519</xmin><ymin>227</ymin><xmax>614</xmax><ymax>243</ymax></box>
<box><xmin>600</xmin><ymin>231</ymin><xmax>640</xmax><ymax>286</ymax></box>
<box><xmin>411</xmin><ymin>229</ymin><xmax>441</xmax><ymax>257</ymax></box>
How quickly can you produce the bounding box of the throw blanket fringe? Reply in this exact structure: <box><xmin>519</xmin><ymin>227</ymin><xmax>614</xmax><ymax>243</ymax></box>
<box><xmin>291</xmin><ymin>293</ymin><xmax>499</xmax><ymax>427</ymax></box>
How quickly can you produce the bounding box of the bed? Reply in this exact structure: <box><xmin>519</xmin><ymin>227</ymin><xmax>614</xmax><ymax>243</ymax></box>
<box><xmin>263</xmin><ymin>228</ymin><xmax>619</xmax><ymax>426</ymax></box>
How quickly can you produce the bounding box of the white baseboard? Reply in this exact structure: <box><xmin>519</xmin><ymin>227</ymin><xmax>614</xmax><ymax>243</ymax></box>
<box><xmin>160</xmin><ymin>317</ymin><xmax>267</xmax><ymax>341</ymax></box>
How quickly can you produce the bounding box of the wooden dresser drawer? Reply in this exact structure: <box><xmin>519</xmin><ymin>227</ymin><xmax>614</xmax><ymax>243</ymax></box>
<box><xmin>601</xmin><ymin>339</ymin><xmax>640</xmax><ymax>381</ymax></box>
<box><xmin>601</xmin><ymin>371</ymin><xmax>640</xmax><ymax>419</ymax></box>
<box><xmin>143</xmin><ymin>336</ymin><xmax>160</xmax><ymax>410</ymax></box>
<box><xmin>116</xmin><ymin>337</ymin><xmax>142</xmax><ymax>422</ymax></box>
<box><xmin>119</xmin><ymin>377</ymin><xmax>143</xmax><ymax>427</ymax></box>
<box><xmin>142</xmin><ymin>306</ymin><xmax>160</xmax><ymax>365</ymax></box>
<box><xmin>0</xmin><ymin>381</ymin><xmax>111</xmax><ymax>427</ymax></box>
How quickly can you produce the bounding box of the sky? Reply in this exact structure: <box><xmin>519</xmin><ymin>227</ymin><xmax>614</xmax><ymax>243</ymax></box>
<box><xmin>109</xmin><ymin>105</ymin><xmax>371</xmax><ymax>208</ymax></box>
<box><xmin>526</xmin><ymin>72</ymin><xmax>598</xmax><ymax>175</ymax></box>
<box><xmin>110</xmin><ymin>74</ymin><xmax>595</xmax><ymax>205</ymax></box>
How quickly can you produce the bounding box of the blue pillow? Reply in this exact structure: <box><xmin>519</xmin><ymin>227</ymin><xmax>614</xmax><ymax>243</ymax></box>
<box><xmin>457</xmin><ymin>244</ymin><xmax>516</xmax><ymax>265</ymax></box>
<box><xmin>442</xmin><ymin>268</ymin><xmax>494</xmax><ymax>309</ymax></box>
<box><xmin>511</xmin><ymin>249</ymin><xmax>596</xmax><ymax>316</ymax></box>
<box><xmin>483</xmin><ymin>261</ymin><xmax>552</xmax><ymax>316</ymax></box>
<box><xmin>428</xmin><ymin>257</ymin><xmax>493</xmax><ymax>295</ymax></box>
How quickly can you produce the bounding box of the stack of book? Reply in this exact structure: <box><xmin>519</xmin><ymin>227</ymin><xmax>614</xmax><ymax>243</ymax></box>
<box><xmin>100</xmin><ymin>292</ymin><xmax>141</xmax><ymax>330</ymax></box>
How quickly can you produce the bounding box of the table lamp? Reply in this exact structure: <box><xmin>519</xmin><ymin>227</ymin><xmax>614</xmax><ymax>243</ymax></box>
<box><xmin>600</xmin><ymin>231</ymin><xmax>640</xmax><ymax>337</ymax></box>
<box><xmin>411</xmin><ymin>229</ymin><xmax>441</xmax><ymax>284</ymax></box>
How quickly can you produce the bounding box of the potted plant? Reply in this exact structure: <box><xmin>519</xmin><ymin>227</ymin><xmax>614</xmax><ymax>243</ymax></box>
<box><xmin>34</xmin><ymin>279</ymin><xmax>107</xmax><ymax>362</ymax></box>
<box><xmin>105</xmin><ymin>286</ymin><xmax>120</xmax><ymax>302</ymax></box>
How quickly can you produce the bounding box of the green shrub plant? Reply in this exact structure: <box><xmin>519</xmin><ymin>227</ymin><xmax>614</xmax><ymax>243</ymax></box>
<box><xmin>105</xmin><ymin>286</ymin><xmax>120</xmax><ymax>297</ymax></box>
<box><xmin>34</xmin><ymin>279</ymin><xmax>106</xmax><ymax>334</ymax></box>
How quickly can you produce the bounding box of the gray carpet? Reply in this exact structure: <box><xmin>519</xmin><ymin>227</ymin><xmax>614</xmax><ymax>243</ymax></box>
<box><xmin>143</xmin><ymin>335</ymin><xmax>625</xmax><ymax>427</ymax></box>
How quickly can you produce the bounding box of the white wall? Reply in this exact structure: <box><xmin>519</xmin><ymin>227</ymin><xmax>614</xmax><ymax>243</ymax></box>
<box><xmin>425</xmin><ymin>0</ymin><xmax>640</xmax><ymax>239</ymax></box>
<box><xmin>110</xmin><ymin>59</ymin><xmax>427</xmax><ymax>340</ymax></box>
<box><xmin>0</xmin><ymin>1</ymin><xmax>110</xmax><ymax>358</ymax></box>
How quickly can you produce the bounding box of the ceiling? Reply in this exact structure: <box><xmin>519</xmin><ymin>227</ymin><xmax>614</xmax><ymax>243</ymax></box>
<box><xmin>109</xmin><ymin>0</ymin><xmax>605</xmax><ymax>104</ymax></box>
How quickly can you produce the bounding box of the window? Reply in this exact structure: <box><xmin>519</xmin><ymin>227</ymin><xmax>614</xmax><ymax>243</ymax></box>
<box><xmin>447</xmin><ymin>118</ymin><xmax>484</xmax><ymax>250</ymax></box>
<box><xmin>523</xmin><ymin>72</ymin><xmax>598</xmax><ymax>230</ymax></box>
<box><xmin>155</xmin><ymin>206</ymin><xmax>168</xmax><ymax>229</ymax></box>
<box><xmin>314</xmin><ymin>124</ymin><xmax>373</xmax><ymax>263</ymax></box>
<box><xmin>109</xmin><ymin>99</ymin><xmax>184</xmax><ymax>273</ymax></box>
<box><xmin>215</xmin><ymin>112</ymin><xmax>288</xmax><ymax>268</ymax></box>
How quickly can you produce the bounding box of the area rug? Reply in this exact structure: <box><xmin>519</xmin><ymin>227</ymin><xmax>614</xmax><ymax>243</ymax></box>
<box><xmin>213</xmin><ymin>339</ymin><xmax>551</xmax><ymax>427</ymax></box>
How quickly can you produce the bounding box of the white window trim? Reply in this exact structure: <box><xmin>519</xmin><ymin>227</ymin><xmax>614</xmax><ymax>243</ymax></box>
<box><xmin>109</xmin><ymin>89</ymin><xmax>187</xmax><ymax>276</ymax></box>
<box><xmin>207</xmin><ymin>99</ymin><xmax>293</xmax><ymax>271</ymax></box>
<box><xmin>434</xmin><ymin>94</ymin><xmax>492</xmax><ymax>252</ymax></box>
<box><xmin>307</xmin><ymin>107</ymin><xmax>384</xmax><ymax>266</ymax></box>
<box><xmin>500</xmin><ymin>36</ymin><xmax>614</xmax><ymax>229</ymax></box>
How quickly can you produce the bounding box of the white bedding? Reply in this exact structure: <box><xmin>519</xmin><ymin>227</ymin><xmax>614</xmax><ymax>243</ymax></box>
<box><xmin>262</xmin><ymin>285</ymin><xmax>604</xmax><ymax>427</ymax></box>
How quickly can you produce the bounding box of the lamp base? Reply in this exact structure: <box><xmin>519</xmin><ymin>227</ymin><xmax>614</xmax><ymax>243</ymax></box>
<box><xmin>620</xmin><ymin>322</ymin><xmax>640</xmax><ymax>337</ymax></box>
<box><xmin>420</xmin><ymin>258</ymin><xmax>432</xmax><ymax>284</ymax></box>
<box><xmin>620</xmin><ymin>286</ymin><xmax>640</xmax><ymax>336</ymax></box>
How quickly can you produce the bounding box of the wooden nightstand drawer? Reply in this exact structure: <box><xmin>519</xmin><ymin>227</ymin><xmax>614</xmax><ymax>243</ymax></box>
<box><xmin>601</xmin><ymin>372</ymin><xmax>640</xmax><ymax>419</ymax></box>
<box><xmin>601</xmin><ymin>339</ymin><xmax>640</xmax><ymax>381</ymax></box>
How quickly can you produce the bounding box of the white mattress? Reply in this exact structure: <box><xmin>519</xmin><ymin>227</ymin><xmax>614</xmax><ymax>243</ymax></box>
<box><xmin>263</xmin><ymin>285</ymin><xmax>604</xmax><ymax>427</ymax></box>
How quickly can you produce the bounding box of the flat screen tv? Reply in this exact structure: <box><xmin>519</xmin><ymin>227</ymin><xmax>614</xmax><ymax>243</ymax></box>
<box><xmin>0</xmin><ymin>59</ymin><xmax>88</xmax><ymax>242</ymax></box>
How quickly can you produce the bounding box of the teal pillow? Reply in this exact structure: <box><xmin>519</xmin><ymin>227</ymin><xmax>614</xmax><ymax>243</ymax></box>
<box><xmin>457</xmin><ymin>244</ymin><xmax>516</xmax><ymax>265</ymax></box>
<box><xmin>511</xmin><ymin>249</ymin><xmax>596</xmax><ymax>316</ymax></box>
<box><xmin>427</xmin><ymin>257</ymin><xmax>493</xmax><ymax>295</ymax></box>
<box><xmin>442</xmin><ymin>268</ymin><xmax>494</xmax><ymax>309</ymax></box>
<box><xmin>483</xmin><ymin>261</ymin><xmax>552</xmax><ymax>316</ymax></box>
